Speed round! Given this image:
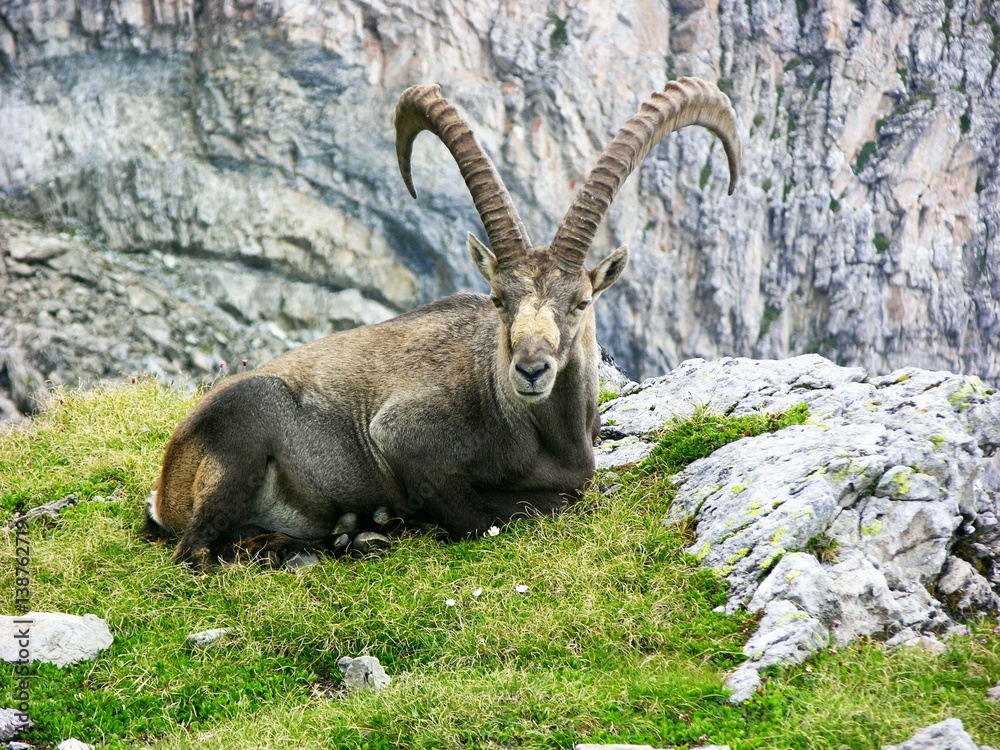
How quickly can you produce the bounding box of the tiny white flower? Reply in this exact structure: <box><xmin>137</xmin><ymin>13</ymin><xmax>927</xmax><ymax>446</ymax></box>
<box><xmin>487</xmin><ymin>525</ymin><xmax>500</xmax><ymax>537</ymax></box>
<box><xmin>515</xmin><ymin>584</ymin><xmax>528</xmax><ymax>594</ymax></box>
<box><xmin>445</xmin><ymin>598</ymin><xmax>456</xmax><ymax>607</ymax></box>
<box><xmin>472</xmin><ymin>587</ymin><xmax>483</xmax><ymax>598</ymax></box>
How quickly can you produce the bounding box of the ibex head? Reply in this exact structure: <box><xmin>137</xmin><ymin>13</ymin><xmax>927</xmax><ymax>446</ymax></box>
<box><xmin>395</xmin><ymin>78</ymin><xmax>741</xmax><ymax>402</ymax></box>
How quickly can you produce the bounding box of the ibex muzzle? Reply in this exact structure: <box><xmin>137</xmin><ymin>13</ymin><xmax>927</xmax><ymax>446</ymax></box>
<box><xmin>146</xmin><ymin>77</ymin><xmax>741</xmax><ymax>570</ymax></box>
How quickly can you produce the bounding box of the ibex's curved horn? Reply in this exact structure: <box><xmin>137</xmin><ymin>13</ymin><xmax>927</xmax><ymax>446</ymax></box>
<box><xmin>550</xmin><ymin>77</ymin><xmax>742</xmax><ymax>271</ymax></box>
<box><xmin>395</xmin><ymin>84</ymin><xmax>531</xmax><ymax>264</ymax></box>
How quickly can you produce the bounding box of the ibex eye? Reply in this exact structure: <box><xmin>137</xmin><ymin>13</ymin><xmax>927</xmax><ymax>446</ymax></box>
<box><xmin>575</xmin><ymin>299</ymin><xmax>591</xmax><ymax>311</ymax></box>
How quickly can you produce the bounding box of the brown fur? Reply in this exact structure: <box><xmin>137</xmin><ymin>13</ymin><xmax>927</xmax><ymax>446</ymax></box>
<box><xmin>148</xmin><ymin>79</ymin><xmax>737</xmax><ymax>570</ymax></box>
<box><xmin>150</xmin><ymin>253</ymin><xmax>624</xmax><ymax>569</ymax></box>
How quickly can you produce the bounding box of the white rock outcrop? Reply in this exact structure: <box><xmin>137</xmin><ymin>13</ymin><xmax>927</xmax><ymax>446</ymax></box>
<box><xmin>0</xmin><ymin>708</ymin><xmax>31</xmax><ymax>743</ymax></box>
<box><xmin>882</xmin><ymin>718</ymin><xmax>989</xmax><ymax>750</ymax></box>
<box><xmin>599</xmin><ymin>354</ymin><xmax>1000</xmax><ymax>702</ymax></box>
<box><xmin>55</xmin><ymin>740</ymin><xmax>95</xmax><ymax>750</ymax></box>
<box><xmin>0</xmin><ymin>612</ymin><xmax>114</xmax><ymax>668</ymax></box>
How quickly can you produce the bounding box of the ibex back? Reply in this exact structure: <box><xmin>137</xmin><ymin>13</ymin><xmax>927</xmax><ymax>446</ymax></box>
<box><xmin>146</xmin><ymin>78</ymin><xmax>741</xmax><ymax>570</ymax></box>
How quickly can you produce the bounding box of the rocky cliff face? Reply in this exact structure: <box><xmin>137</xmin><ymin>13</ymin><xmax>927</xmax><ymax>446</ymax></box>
<box><xmin>1</xmin><ymin>0</ymin><xmax>998</xmax><ymax>420</ymax></box>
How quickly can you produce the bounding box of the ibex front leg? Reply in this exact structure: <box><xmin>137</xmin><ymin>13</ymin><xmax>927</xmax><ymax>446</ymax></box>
<box><xmin>397</xmin><ymin>467</ymin><xmax>572</xmax><ymax>539</ymax></box>
<box><xmin>171</xmin><ymin>452</ymin><xmax>269</xmax><ymax>570</ymax></box>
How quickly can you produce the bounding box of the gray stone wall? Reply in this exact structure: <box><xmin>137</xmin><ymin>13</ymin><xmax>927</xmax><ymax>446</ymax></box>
<box><xmin>1</xmin><ymin>0</ymin><xmax>998</xmax><ymax>419</ymax></box>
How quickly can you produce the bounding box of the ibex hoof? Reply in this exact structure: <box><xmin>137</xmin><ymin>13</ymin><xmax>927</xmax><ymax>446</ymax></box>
<box><xmin>332</xmin><ymin>532</ymin><xmax>352</xmax><ymax>554</ymax></box>
<box><xmin>173</xmin><ymin>544</ymin><xmax>213</xmax><ymax>573</ymax></box>
<box><xmin>334</xmin><ymin>512</ymin><xmax>360</xmax><ymax>535</ymax></box>
<box><xmin>348</xmin><ymin>531</ymin><xmax>392</xmax><ymax>559</ymax></box>
<box><xmin>282</xmin><ymin>551</ymin><xmax>323</xmax><ymax>570</ymax></box>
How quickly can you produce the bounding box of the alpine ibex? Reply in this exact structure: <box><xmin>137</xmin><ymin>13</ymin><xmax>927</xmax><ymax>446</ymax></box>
<box><xmin>145</xmin><ymin>77</ymin><xmax>741</xmax><ymax>569</ymax></box>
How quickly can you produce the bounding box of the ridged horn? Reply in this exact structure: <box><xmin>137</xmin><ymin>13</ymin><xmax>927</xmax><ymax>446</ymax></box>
<box><xmin>549</xmin><ymin>77</ymin><xmax>742</xmax><ymax>271</ymax></box>
<box><xmin>395</xmin><ymin>84</ymin><xmax>531</xmax><ymax>264</ymax></box>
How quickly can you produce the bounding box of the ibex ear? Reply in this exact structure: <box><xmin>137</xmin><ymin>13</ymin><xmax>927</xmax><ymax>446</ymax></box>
<box><xmin>467</xmin><ymin>234</ymin><xmax>498</xmax><ymax>282</ymax></box>
<box><xmin>590</xmin><ymin>245</ymin><xmax>629</xmax><ymax>297</ymax></box>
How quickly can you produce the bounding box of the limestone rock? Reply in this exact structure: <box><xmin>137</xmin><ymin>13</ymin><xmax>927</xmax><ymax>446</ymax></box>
<box><xmin>882</xmin><ymin>719</ymin><xmax>985</xmax><ymax>750</ymax></box>
<box><xmin>0</xmin><ymin>708</ymin><xmax>31</xmax><ymax>742</ymax></box>
<box><xmin>936</xmin><ymin>556</ymin><xmax>1000</xmax><ymax>617</ymax></box>
<box><xmin>597</xmin><ymin>354</ymin><xmax>1000</xmax><ymax>701</ymax></box>
<box><xmin>55</xmin><ymin>740</ymin><xmax>95</xmax><ymax>750</ymax></box>
<box><xmin>3</xmin><ymin>494</ymin><xmax>79</xmax><ymax>528</ymax></box>
<box><xmin>884</xmin><ymin>629</ymin><xmax>947</xmax><ymax>655</ymax></box>
<box><xmin>597</xmin><ymin>347</ymin><xmax>636</xmax><ymax>397</ymax></box>
<box><xmin>0</xmin><ymin>217</ymin><xmax>396</xmax><ymax>426</ymax></box>
<box><xmin>1</xmin><ymin>612</ymin><xmax>113</xmax><ymax>667</ymax></box>
<box><xmin>747</xmin><ymin>553</ymin><xmax>841</xmax><ymax>628</ymax></box>
<box><xmin>337</xmin><ymin>655</ymin><xmax>391</xmax><ymax>691</ymax></box>
<box><xmin>746</xmin><ymin>598</ymin><xmax>830</xmax><ymax>666</ymax></box>
<box><xmin>186</xmin><ymin>628</ymin><xmax>230</xmax><ymax>649</ymax></box>
<box><xmin>0</xmin><ymin>325</ymin><xmax>43</xmax><ymax>424</ymax></box>
<box><xmin>987</xmin><ymin>682</ymin><xmax>1000</xmax><ymax>703</ymax></box>
<box><xmin>723</xmin><ymin>666</ymin><xmax>762</xmax><ymax>705</ymax></box>
<box><xmin>6</xmin><ymin>229</ymin><xmax>73</xmax><ymax>262</ymax></box>
<box><xmin>595</xmin><ymin>435</ymin><xmax>656</xmax><ymax>471</ymax></box>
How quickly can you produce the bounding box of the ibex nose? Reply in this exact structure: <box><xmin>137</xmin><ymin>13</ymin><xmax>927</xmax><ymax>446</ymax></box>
<box><xmin>515</xmin><ymin>361</ymin><xmax>550</xmax><ymax>384</ymax></box>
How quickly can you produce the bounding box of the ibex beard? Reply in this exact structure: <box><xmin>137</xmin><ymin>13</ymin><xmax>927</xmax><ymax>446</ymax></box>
<box><xmin>145</xmin><ymin>78</ymin><xmax>741</xmax><ymax>571</ymax></box>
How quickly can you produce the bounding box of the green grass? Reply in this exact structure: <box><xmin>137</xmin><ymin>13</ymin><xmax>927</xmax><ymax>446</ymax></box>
<box><xmin>1</xmin><ymin>385</ymin><xmax>998</xmax><ymax>749</ymax></box>
<box><xmin>873</xmin><ymin>232</ymin><xmax>891</xmax><ymax>254</ymax></box>
<box><xmin>699</xmin><ymin>160</ymin><xmax>713</xmax><ymax>190</ymax></box>
<box><xmin>548</xmin><ymin>14</ymin><xmax>569</xmax><ymax>51</ymax></box>
<box><xmin>758</xmin><ymin>303</ymin><xmax>782</xmax><ymax>340</ymax></box>
<box><xmin>640</xmin><ymin>403</ymin><xmax>809</xmax><ymax>477</ymax></box>
<box><xmin>854</xmin><ymin>140</ymin><xmax>877</xmax><ymax>174</ymax></box>
<box><xmin>598</xmin><ymin>388</ymin><xmax>620</xmax><ymax>405</ymax></box>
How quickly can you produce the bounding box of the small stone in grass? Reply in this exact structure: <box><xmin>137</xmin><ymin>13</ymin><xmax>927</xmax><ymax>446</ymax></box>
<box><xmin>337</xmin><ymin>655</ymin><xmax>391</xmax><ymax>691</ymax></box>
<box><xmin>0</xmin><ymin>708</ymin><xmax>32</xmax><ymax>742</ymax></box>
<box><xmin>0</xmin><ymin>612</ymin><xmax>112</xmax><ymax>667</ymax></box>
<box><xmin>186</xmin><ymin>628</ymin><xmax>230</xmax><ymax>649</ymax></box>
<box><xmin>56</xmin><ymin>740</ymin><xmax>95</xmax><ymax>750</ymax></box>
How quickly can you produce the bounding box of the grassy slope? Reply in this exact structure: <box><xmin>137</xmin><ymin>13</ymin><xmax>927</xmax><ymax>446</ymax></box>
<box><xmin>0</xmin><ymin>384</ymin><xmax>997</xmax><ymax>749</ymax></box>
